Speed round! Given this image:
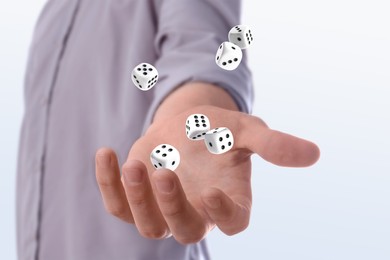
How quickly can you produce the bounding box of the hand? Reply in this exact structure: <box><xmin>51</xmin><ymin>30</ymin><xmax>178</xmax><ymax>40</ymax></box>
<box><xmin>95</xmin><ymin>105</ymin><xmax>320</xmax><ymax>244</ymax></box>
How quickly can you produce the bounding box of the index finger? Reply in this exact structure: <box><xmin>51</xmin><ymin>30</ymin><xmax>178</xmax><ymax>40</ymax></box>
<box><xmin>95</xmin><ymin>148</ymin><xmax>134</xmax><ymax>223</ymax></box>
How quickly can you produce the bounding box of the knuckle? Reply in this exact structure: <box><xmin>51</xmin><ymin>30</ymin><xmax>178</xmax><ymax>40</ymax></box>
<box><xmin>214</xmin><ymin>210</ymin><xmax>235</xmax><ymax>223</ymax></box>
<box><xmin>248</xmin><ymin>115</ymin><xmax>267</xmax><ymax>128</ymax></box>
<box><xmin>97</xmin><ymin>179</ymin><xmax>108</xmax><ymax>188</ymax></box>
<box><xmin>162</xmin><ymin>203</ymin><xmax>186</xmax><ymax>218</ymax></box>
<box><xmin>125</xmin><ymin>188</ymin><xmax>149</xmax><ymax>207</ymax></box>
<box><xmin>127</xmin><ymin>196</ymin><xmax>147</xmax><ymax>207</ymax></box>
<box><xmin>210</xmin><ymin>204</ymin><xmax>236</xmax><ymax>223</ymax></box>
<box><xmin>224</xmin><ymin>219</ymin><xmax>250</xmax><ymax>236</ymax></box>
<box><xmin>96</xmin><ymin>175</ymin><xmax>114</xmax><ymax>187</ymax></box>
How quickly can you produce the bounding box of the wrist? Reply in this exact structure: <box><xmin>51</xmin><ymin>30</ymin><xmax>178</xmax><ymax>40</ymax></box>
<box><xmin>153</xmin><ymin>82</ymin><xmax>239</xmax><ymax>123</ymax></box>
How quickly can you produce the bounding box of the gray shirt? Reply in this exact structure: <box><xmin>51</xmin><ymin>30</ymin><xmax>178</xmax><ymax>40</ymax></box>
<box><xmin>16</xmin><ymin>0</ymin><xmax>253</xmax><ymax>259</ymax></box>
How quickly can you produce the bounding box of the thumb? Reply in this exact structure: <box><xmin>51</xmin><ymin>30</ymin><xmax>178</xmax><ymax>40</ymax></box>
<box><xmin>238</xmin><ymin>115</ymin><xmax>320</xmax><ymax>167</ymax></box>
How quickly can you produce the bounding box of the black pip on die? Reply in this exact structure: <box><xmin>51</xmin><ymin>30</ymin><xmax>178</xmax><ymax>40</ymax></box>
<box><xmin>228</xmin><ymin>25</ymin><xmax>253</xmax><ymax>49</ymax></box>
<box><xmin>204</xmin><ymin>127</ymin><xmax>234</xmax><ymax>154</ymax></box>
<box><xmin>185</xmin><ymin>114</ymin><xmax>210</xmax><ymax>140</ymax></box>
<box><xmin>215</xmin><ymin>42</ymin><xmax>242</xmax><ymax>71</ymax></box>
<box><xmin>131</xmin><ymin>63</ymin><xmax>158</xmax><ymax>91</ymax></box>
<box><xmin>150</xmin><ymin>144</ymin><xmax>180</xmax><ymax>171</ymax></box>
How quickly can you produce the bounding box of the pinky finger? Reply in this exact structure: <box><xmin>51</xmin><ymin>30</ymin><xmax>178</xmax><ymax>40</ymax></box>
<box><xmin>201</xmin><ymin>188</ymin><xmax>251</xmax><ymax>236</ymax></box>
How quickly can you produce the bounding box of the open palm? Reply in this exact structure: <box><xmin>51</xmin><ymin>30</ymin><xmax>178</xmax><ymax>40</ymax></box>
<box><xmin>95</xmin><ymin>105</ymin><xmax>320</xmax><ymax>244</ymax></box>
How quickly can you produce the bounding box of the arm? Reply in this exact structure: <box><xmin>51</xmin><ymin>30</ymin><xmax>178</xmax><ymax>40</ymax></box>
<box><xmin>95</xmin><ymin>0</ymin><xmax>320</xmax><ymax>244</ymax></box>
<box><xmin>153</xmin><ymin>82</ymin><xmax>239</xmax><ymax>122</ymax></box>
<box><xmin>139</xmin><ymin>0</ymin><xmax>253</xmax><ymax>136</ymax></box>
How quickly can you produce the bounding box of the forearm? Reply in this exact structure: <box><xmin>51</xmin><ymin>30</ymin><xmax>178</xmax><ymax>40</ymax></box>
<box><xmin>153</xmin><ymin>82</ymin><xmax>239</xmax><ymax>123</ymax></box>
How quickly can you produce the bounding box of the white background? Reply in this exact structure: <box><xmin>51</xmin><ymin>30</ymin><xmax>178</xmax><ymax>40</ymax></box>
<box><xmin>1</xmin><ymin>0</ymin><xmax>389</xmax><ymax>259</ymax></box>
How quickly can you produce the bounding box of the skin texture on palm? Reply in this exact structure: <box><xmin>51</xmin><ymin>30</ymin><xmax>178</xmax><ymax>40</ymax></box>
<box><xmin>95</xmin><ymin>83</ymin><xmax>320</xmax><ymax>244</ymax></box>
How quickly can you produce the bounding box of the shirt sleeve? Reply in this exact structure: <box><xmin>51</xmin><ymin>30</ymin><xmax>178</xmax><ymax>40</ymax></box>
<box><xmin>142</xmin><ymin>0</ymin><xmax>254</xmax><ymax>133</ymax></box>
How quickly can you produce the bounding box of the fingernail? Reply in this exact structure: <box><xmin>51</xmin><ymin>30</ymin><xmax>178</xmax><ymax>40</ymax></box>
<box><xmin>123</xmin><ymin>168</ymin><xmax>144</xmax><ymax>185</ymax></box>
<box><xmin>156</xmin><ymin>178</ymin><xmax>174</xmax><ymax>193</ymax></box>
<box><xmin>204</xmin><ymin>198</ymin><xmax>221</xmax><ymax>209</ymax></box>
<box><xmin>97</xmin><ymin>154</ymin><xmax>111</xmax><ymax>168</ymax></box>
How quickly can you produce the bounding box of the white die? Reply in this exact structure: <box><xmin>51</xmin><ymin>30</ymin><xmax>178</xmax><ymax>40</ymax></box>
<box><xmin>228</xmin><ymin>25</ymin><xmax>253</xmax><ymax>49</ymax></box>
<box><xmin>204</xmin><ymin>127</ymin><xmax>234</xmax><ymax>154</ymax></box>
<box><xmin>131</xmin><ymin>63</ymin><xmax>159</xmax><ymax>91</ymax></box>
<box><xmin>150</xmin><ymin>144</ymin><xmax>180</xmax><ymax>171</ymax></box>
<box><xmin>215</xmin><ymin>42</ymin><xmax>242</xmax><ymax>71</ymax></box>
<box><xmin>185</xmin><ymin>114</ymin><xmax>210</xmax><ymax>140</ymax></box>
